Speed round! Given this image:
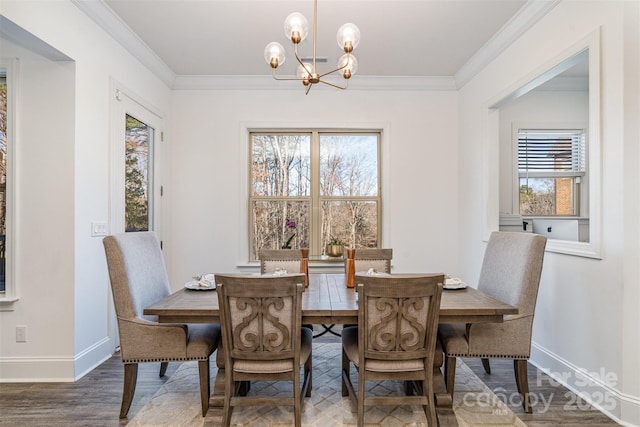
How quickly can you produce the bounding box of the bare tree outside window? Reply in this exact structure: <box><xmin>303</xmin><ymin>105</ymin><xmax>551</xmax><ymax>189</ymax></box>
<box><xmin>320</xmin><ymin>135</ymin><xmax>378</xmax><ymax>248</ymax></box>
<box><xmin>250</xmin><ymin>131</ymin><xmax>380</xmax><ymax>260</ymax></box>
<box><xmin>125</xmin><ymin>115</ymin><xmax>150</xmax><ymax>232</ymax></box>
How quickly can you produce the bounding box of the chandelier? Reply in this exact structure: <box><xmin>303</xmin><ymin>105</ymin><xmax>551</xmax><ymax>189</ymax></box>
<box><xmin>263</xmin><ymin>0</ymin><xmax>361</xmax><ymax>95</ymax></box>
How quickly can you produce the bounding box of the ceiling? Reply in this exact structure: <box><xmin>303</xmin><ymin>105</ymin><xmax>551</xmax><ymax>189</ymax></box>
<box><xmin>74</xmin><ymin>0</ymin><xmax>560</xmax><ymax>89</ymax></box>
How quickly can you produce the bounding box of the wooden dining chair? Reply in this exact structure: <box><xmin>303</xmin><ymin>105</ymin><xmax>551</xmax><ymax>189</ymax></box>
<box><xmin>347</xmin><ymin>248</ymin><xmax>393</xmax><ymax>274</ymax></box>
<box><xmin>341</xmin><ymin>274</ymin><xmax>444</xmax><ymax>427</ymax></box>
<box><xmin>438</xmin><ymin>231</ymin><xmax>547</xmax><ymax>413</ymax></box>
<box><xmin>103</xmin><ymin>231</ymin><xmax>220</xmax><ymax>418</ymax></box>
<box><xmin>215</xmin><ymin>273</ymin><xmax>312</xmax><ymax>427</ymax></box>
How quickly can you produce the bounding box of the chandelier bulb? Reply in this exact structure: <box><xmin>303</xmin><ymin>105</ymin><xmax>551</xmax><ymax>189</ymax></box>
<box><xmin>337</xmin><ymin>23</ymin><xmax>361</xmax><ymax>51</ymax></box>
<box><xmin>284</xmin><ymin>12</ymin><xmax>309</xmax><ymax>44</ymax></box>
<box><xmin>338</xmin><ymin>54</ymin><xmax>358</xmax><ymax>77</ymax></box>
<box><xmin>264</xmin><ymin>42</ymin><xmax>286</xmax><ymax>68</ymax></box>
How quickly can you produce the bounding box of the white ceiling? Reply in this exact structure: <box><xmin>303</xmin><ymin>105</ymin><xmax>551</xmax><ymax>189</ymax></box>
<box><xmin>74</xmin><ymin>0</ymin><xmax>561</xmax><ymax>88</ymax></box>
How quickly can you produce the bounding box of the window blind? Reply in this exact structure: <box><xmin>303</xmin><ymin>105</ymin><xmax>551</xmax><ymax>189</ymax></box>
<box><xmin>518</xmin><ymin>130</ymin><xmax>586</xmax><ymax>173</ymax></box>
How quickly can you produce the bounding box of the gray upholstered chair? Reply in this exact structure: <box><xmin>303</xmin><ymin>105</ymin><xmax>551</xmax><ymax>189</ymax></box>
<box><xmin>348</xmin><ymin>248</ymin><xmax>393</xmax><ymax>274</ymax></box>
<box><xmin>438</xmin><ymin>231</ymin><xmax>547</xmax><ymax>413</ymax></box>
<box><xmin>103</xmin><ymin>231</ymin><xmax>220</xmax><ymax>418</ymax></box>
<box><xmin>341</xmin><ymin>274</ymin><xmax>444</xmax><ymax>427</ymax></box>
<box><xmin>215</xmin><ymin>274</ymin><xmax>312</xmax><ymax>427</ymax></box>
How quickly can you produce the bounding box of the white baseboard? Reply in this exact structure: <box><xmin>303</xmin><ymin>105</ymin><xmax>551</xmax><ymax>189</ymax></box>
<box><xmin>73</xmin><ymin>336</ymin><xmax>115</xmax><ymax>380</ymax></box>
<box><xmin>0</xmin><ymin>336</ymin><xmax>114</xmax><ymax>382</ymax></box>
<box><xmin>530</xmin><ymin>342</ymin><xmax>640</xmax><ymax>426</ymax></box>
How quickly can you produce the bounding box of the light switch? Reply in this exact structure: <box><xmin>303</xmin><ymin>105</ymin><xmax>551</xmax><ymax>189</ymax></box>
<box><xmin>91</xmin><ymin>221</ymin><xmax>108</xmax><ymax>237</ymax></box>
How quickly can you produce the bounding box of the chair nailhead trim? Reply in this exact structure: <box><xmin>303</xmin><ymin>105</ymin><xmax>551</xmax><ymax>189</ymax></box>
<box><xmin>122</xmin><ymin>357</ymin><xmax>209</xmax><ymax>363</ymax></box>
<box><xmin>445</xmin><ymin>353</ymin><xmax>528</xmax><ymax>359</ymax></box>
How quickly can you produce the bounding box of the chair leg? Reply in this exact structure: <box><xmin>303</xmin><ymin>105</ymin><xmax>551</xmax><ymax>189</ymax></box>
<box><xmin>222</xmin><ymin>370</ymin><xmax>234</xmax><ymax>426</ymax></box>
<box><xmin>357</xmin><ymin>365</ymin><xmax>365</xmax><ymax>427</ymax></box>
<box><xmin>444</xmin><ymin>355</ymin><xmax>457</xmax><ymax>399</ymax></box>
<box><xmin>514</xmin><ymin>359</ymin><xmax>532</xmax><ymax>413</ymax></box>
<box><xmin>423</xmin><ymin>370</ymin><xmax>438</xmax><ymax>427</ymax></box>
<box><xmin>120</xmin><ymin>363</ymin><xmax>138</xmax><ymax>418</ymax></box>
<box><xmin>304</xmin><ymin>346</ymin><xmax>312</xmax><ymax>398</ymax></box>
<box><xmin>159</xmin><ymin>361</ymin><xmax>168</xmax><ymax>377</ymax></box>
<box><xmin>294</xmin><ymin>367</ymin><xmax>302</xmax><ymax>427</ymax></box>
<box><xmin>404</xmin><ymin>380</ymin><xmax>412</xmax><ymax>396</ymax></box>
<box><xmin>481</xmin><ymin>358</ymin><xmax>491</xmax><ymax>374</ymax></box>
<box><xmin>197</xmin><ymin>359</ymin><xmax>211</xmax><ymax>417</ymax></box>
<box><xmin>341</xmin><ymin>347</ymin><xmax>349</xmax><ymax>397</ymax></box>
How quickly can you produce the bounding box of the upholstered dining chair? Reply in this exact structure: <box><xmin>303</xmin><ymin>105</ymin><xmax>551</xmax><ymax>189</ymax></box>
<box><xmin>438</xmin><ymin>231</ymin><xmax>547</xmax><ymax>413</ymax></box>
<box><xmin>259</xmin><ymin>248</ymin><xmax>303</xmax><ymax>273</ymax></box>
<box><xmin>341</xmin><ymin>274</ymin><xmax>444</xmax><ymax>427</ymax></box>
<box><xmin>348</xmin><ymin>248</ymin><xmax>393</xmax><ymax>274</ymax></box>
<box><xmin>103</xmin><ymin>232</ymin><xmax>220</xmax><ymax>418</ymax></box>
<box><xmin>258</xmin><ymin>248</ymin><xmax>309</xmax><ymax>286</ymax></box>
<box><xmin>215</xmin><ymin>273</ymin><xmax>312</xmax><ymax>427</ymax></box>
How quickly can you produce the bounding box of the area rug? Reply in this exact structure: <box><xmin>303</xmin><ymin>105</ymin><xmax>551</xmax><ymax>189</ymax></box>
<box><xmin>127</xmin><ymin>343</ymin><xmax>526</xmax><ymax>426</ymax></box>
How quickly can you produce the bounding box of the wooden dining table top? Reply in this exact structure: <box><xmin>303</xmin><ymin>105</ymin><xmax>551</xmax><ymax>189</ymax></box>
<box><xmin>144</xmin><ymin>273</ymin><xmax>518</xmax><ymax>324</ymax></box>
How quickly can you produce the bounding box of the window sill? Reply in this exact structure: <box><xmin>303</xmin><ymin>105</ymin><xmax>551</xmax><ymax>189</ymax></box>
<box><xmin>0</xmin><ymin>295</ymin><xmax>19</xmax><ymax>311</ymax></box>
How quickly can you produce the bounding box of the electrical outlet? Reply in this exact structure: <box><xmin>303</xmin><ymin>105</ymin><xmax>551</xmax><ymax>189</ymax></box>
<box><xmin>16</xmin><ymin>325</ymin><xmax>27</xmax><ymax>342</ymax></box>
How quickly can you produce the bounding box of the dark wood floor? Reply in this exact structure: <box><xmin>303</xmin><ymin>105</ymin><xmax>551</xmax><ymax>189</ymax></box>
<box><xmin>0</xmin><ymin>336</ymin><xmax>619</xmax><ymax>426</ymax></box>
<box><xmin>463</xmin><ymin>358</ymin><xmax>619</xmax><ymax>426</ymax></box>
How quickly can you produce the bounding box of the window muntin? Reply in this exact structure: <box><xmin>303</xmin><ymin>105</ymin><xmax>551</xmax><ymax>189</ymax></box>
<box><xmin>518</xmin><ymin>129</ymin><xmax>586</xmax><ymax>216</ymax></box>
<box><xmin>249</xmin><ymin>131</ymin><xmax>381</xmax><ymax>260</ymax></box>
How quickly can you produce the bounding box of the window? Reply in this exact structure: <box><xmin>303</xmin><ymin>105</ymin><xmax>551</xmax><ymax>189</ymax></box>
<box><xmin>518</xmin><ymin>129</ymin><xmax>586</xmax><ymax>216</ymax></box>
<box><xmin>249</xmin><ymin>131</ymin><xmax>380</xmax><ymax>260</ymax></box>
<box><xmin>0</xmin><ymin>71</ymin><xmax>7</xmax><ymax>293</ymax></box>
<box><xmin>111</xmin><ymin>87</ymin><xmax>161</xmax><ymax>236</ymax></box>
<box><xmin>125</xmin><ymin>114</ymin><xmax>152</xmax><ymax>232</ymax></box>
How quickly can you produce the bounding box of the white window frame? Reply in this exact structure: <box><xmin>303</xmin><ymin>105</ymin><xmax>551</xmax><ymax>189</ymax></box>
<box><xmin>109</xmin><ymin>82</ymin><xmax>163</xmax><ymax>236</ymax></box>
<box><xmin>247</xmin><ymin>130</ymin><xmax>382</xmax><ymax>260</ymax></box>
<box><xmin>238</xmin><ymin>122</ymin><xmax>390</xmax><ymax>267</ymax></box>
<box><xmin>514</xmin><ymin>126</ymin><xmax>588</xmax><ymax>217</ymax></box>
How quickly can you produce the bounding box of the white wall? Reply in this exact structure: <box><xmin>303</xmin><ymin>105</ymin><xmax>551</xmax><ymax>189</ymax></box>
<box><xmin>0</xmin><ymin>39</ymin><xmax>76</xmax><ymax>380</ymax></box>
<box><xmin>165</xmin><ymin>89</ymin><xmax>460</xmax><ymax>287</ymax></box>
<box><xmin>0</xmin><ymin>1</ymin><xmax>171</xmax><ymax>381</ymax></box>
<box><xmin>458</xmin><ymin>1</ymin><xmax>639</xmax><ymax>424</ymax></box>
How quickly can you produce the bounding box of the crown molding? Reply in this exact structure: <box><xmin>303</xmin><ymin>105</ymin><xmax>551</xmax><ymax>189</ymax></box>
<box><xmin>454</xmin><ymin>0</ymin><xmax>561</xmax><ymax>89</ymax></box>
<box><xmin>172</xmin><ymin>75</ymin><xmax>457</xmax><ymax>91</ymax></box>
<box><xmin>71</xmin><ymin>0</ymin><xmax>176</xmax><ymax>87</ymax></box>
<box><xmin>74</xmin><ymin>0</ymin><xmax>557</xmax><ymax>92</ymax></box>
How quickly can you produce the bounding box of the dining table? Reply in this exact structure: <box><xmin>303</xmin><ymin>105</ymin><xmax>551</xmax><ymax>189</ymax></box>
<box><xmin>144</xmin><ymin>273</ymin><xmax>517</xmax><ymax>411</ymax></box>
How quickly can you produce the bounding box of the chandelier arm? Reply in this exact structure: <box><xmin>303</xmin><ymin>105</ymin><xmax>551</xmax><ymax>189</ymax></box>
<box><xmin>318</xmin><ymin>78</ymin><xmax>348</xmax><ymax>90</ymax></box>
<box><xmin>316</xmin><ymin>62</ymin><xmax>348</xmax><ymax>80</ymax></box>
<box><xmin>292</xmin><ymin>43</ymin><xmax>309</xmax><ymax>71</ymax></box>
<box><xmin>271</xmin><ymin>69</ymin><xmax>305</xmax><ymax>82</ymax></box>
